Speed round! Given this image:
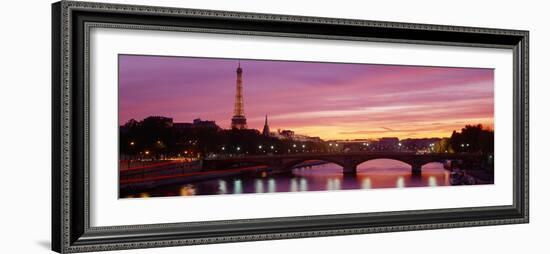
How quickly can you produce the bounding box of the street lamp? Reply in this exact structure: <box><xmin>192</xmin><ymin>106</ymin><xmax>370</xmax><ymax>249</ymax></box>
<box><xmin>258</xmin><ymin>145</ymin><xmax>263</xmax><ymax>149</ymax></box>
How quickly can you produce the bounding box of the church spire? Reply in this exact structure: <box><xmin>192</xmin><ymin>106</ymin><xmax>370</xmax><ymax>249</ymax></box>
<box><xmin>262</xmin><ymin>115</ymin><xmax>270</xmax><ymax>136</ymax></box>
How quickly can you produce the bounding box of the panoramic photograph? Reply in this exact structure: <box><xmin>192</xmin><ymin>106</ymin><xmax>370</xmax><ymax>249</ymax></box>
<box><xmin>118</xmin><ymin>55</ymin><xmax>495</xmax><ymax>198</ymax></box>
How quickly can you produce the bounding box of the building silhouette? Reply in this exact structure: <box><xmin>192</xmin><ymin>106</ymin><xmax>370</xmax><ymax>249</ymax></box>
<box><xmin>231</xmin><ymin>61</ymin><xmax>247</xmax><ymax>129</ymax></box>
<box><xmin>173</xmin><ymin>118</ymin><xmax>221</xmax><ymax>131</ymax></box>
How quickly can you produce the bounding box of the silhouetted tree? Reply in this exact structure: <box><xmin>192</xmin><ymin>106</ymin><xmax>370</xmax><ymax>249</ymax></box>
<box><xmin>449</xmin><ymin>124</ymin><xmax>493</xmax><ymax>155</ymax></box>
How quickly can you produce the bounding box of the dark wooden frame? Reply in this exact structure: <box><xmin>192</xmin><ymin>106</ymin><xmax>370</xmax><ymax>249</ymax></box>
<box><xmin>52</xmin><ymin>1</ymin><xmax>529</xmax><ymax>253</ymax></box>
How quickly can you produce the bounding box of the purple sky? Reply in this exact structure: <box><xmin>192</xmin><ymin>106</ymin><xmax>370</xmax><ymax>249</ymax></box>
<box><xmin>119</xmin><ymin>55</ymin><xmax>494</xmax><ymax>140</ymax></box>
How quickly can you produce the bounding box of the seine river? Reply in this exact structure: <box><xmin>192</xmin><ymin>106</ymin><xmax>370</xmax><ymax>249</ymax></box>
<box><xmin>128</xmin><ymin>159</ymin><xmax>451</xmax><ymax>198</ymax></box>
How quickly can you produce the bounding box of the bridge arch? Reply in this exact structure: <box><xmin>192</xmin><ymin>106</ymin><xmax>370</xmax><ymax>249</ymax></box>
<box><xmin>278</xmin><ymin>158</ymin><xmax>346</xmax><ymax>172</ymax></box>
<box><xmin>355</xmin><ymin>158</ymin><xmax>413</xmax><ymax>170</ymax></box>
<box><xmin>355</xmin><ymin>157</ymin><xmax>414</xmax><ymax>168</ymax></box>
<box><xmin>352</xmin><ymin>156</ymin><xmax>449</xmax><ymax>176</ymax></box>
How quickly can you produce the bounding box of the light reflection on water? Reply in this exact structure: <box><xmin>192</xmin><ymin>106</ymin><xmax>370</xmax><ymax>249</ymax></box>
<box><xmin>135</xmin><ymin>159</ymin><xmax>452</xmax><ymax>198</ymax></box>
<box><xmin>255</xmin><ymin>179</ymin><xmax>264</xmax><ymax>193</ymax></box>
<box><xmin>218</xmin><ymin>180</ymin><xmax>227</xmax><ymax>194</ymax></box>
<box><xmin>268</xmin><ymin>178</ymin><xmax>276</xmax><ymax>193</ymax></box>
<box><xmin>234</xmin><ymin>179</ymin><xmax>243</xmax><ymax>194</ymax></box>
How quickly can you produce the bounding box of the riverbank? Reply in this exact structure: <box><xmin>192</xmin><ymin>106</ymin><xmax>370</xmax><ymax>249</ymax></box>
<box><xmin>120</xmin><ymin>160</ymin><xmax>330</xmax><ymax>195</ymax></box>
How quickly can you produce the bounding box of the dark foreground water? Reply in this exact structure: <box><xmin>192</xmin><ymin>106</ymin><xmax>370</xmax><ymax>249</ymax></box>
<box><xmin>125</xmin><ymin>159</ymin><xmax>454</xmax><ymax>198</ymax></box>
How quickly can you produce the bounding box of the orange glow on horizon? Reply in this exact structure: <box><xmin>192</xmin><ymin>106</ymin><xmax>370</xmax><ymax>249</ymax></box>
<box><xmin>275</xmin><ymin>119</ymin><xmax>494</xmax><ymax>140</ymax></box>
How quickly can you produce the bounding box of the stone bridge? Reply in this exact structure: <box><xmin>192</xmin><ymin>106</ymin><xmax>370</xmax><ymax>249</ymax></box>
<box><xmin>202</xmin><ymin>151</ymin><xmax>482</xmax><ymax>175</ymax></box>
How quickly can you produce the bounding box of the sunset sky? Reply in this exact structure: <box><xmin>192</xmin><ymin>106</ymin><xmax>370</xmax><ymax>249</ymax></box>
<box><xmin>118</xmin><ymin>55</ymin><xmax>494</xmax><ymax>140</ymax></box>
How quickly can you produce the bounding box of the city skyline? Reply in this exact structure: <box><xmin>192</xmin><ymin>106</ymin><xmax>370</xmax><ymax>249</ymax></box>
<box><xmin>119</xmin><ymin>55</ymin><xmax>494</xmax><ymax>140</ymax></box>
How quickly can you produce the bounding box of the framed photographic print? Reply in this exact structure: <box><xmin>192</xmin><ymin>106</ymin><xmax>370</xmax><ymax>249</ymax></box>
<box><xmin>52</xmin><ymin>1</ymin><xmax>529</xmax><ymax>253</ymax></box>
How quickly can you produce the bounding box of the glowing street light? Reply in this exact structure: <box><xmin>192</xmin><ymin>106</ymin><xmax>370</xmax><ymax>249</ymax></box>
<box><xmin>221</xmin><ymin>146</ymin><xmax>225</xmax><ymax>151</ymax></box>
<box><xmin>237</xmin><ymin>147</ymin><xmax>241</xmax><ymax>151</ymax></box>
<box><xmin>270</xmin><ymin>145</ymin><xmax>274</xmax><ymax>150</ymax></box>
<box><xmin>130</xmin><ymin>141</ymin><xmax>135</xmax><ymax>146</ymax></box>
<box><xmin>144</xmin><ymin>150</ymin><xmax>149</xmax><ymax>155</ymax></box>
<box><xmin>302</xmin><ymin>144</ymin><xmax>306</xmax><ymax>148</ymax></box>
<box><xmin>258</xmin><ymin>145</ymin><xmax>263</xmax><ymax>149</ymax></box>
<box><xmin>293</xmin><ymin>144</ymin><xmax>297</xmax><ymax>148</ymax></box>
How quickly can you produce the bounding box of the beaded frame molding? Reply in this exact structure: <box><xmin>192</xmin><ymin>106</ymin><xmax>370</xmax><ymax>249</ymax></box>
<box><xmin>52</xmin><ymin>1</ymin><xmax>529</xmax><ymax>253</ymax></box>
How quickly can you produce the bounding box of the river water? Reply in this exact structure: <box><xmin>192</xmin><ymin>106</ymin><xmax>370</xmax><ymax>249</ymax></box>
<box><xmin>127</xmin><ymin>159</ymin><xmax>452</xmax><ymax>198</ymax></box>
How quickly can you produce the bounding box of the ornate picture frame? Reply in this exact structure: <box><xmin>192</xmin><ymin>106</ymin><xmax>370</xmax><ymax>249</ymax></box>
<box><xmin>52</xmin><ymin>1</ymin><xmax>529</xmax><ymax>253</ymax></box>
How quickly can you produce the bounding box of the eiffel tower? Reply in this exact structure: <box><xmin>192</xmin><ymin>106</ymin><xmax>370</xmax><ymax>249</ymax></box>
<box><xmin>231</xmin><ymin>61</ymin><xmax>247</xmax><ymax>129</ymax></box>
